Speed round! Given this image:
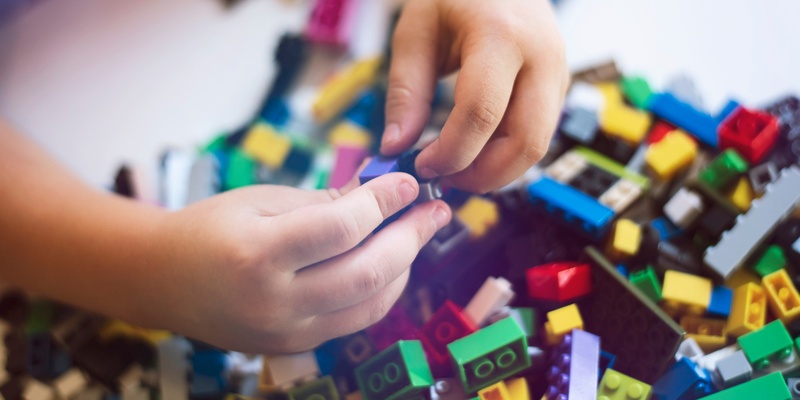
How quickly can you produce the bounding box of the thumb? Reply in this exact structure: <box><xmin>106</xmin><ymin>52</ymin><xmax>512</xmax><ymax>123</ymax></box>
<box><xmin>380</xmin><ymin>0</ymin><xmax>440</xmax><ymax>156</ymax></box>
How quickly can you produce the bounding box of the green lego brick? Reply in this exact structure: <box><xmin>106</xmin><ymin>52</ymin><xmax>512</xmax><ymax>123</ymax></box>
<box><xmin>355</xmin><ymin>340</ymin><xmax>433</xmax><ymax>400</ymax></box>
<box><xmin>573</xmin><ymin>146</ymin><xmax>650</xmax><ymax>189</ymax></box>
<box><xmin>287</xmin><ymin>376</ymin><xmax>339</xmax><ymax>400</ymax></box>
<box><xmin>203</xmin><ymin>133</ymin><xmax>229</xmax><ymax>153</ymax></box>
<box><xmin>698</xmin><ymin>149</ymin><xmax>749</xmax><ymax>190</ymax></box>
<box><xmin>25</xmin><ymin>299</ymin><xmax>55</xmax><ymax>335</ymax></box>
<box><xmin>629</xmin><ymin>265</ymin><xmax>662</xmax><ymax>304</ymax></box>
<box><xmin>225</xmin><ymin>149</ymin><xmax>256</xmax><ymax>189</ymax></box>
<box><xmin>753</xmin><ymin>245</ymin><xmax>788</xmax><ymax>277</ymax></box>
<box><xmin>513</xmin><ymin>307</ymin><xmax>537</xmax><ymax>339</ymax></box>
<box><xmin>597</xmin><ymin>368</ymin><xmax>651</xmax><ymax>400</ymax></box>
<box><xmin>447</xmin><ymin>317</ymin><xmax>531</xmax><ymax>394</ymax></box>
<box><xmin>699</xmin><ymin>371</ymin><xmax>790</xmax><ymax>400</ymax></box>
<box><xmin>620</xmin><ymin>76</ymin><xmax>653</xmax><ymax>109</ymax></box>
<box><xmin>737</xmin><ymin>320</ymin><xmax>793</xmax><ymax>370</ymax></box>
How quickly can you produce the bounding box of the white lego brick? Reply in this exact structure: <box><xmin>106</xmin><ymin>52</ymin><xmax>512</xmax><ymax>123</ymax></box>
<box><xmin>23</xmin><ymin>380</ymin><xmax>55</xmax><ymax>400</ymax></box>
<box><xmin>464</xmin><ymin>277</ymin><xmax>515</xmax><ymax>327</ymax></box>
<box><xmin>675</xmin><ymin>338</ymin><xmax>704</xmax><ymax>363</ymax></box>
<box><xmin>793</xmin><ymin>237</ymin><xmax>800</xmax><ymax>254</ymax></box>
<box><xmin>430</xmin><ymin>378</ymin><xmax>469</xmax><ymax>400</ymax></box>
<box><xmin>599</xmin><ymin>178</ymin><xmax>643</xmax><ymax>213</ymax></box>
<box><xmin>696</xmin><ymin>344</ymin><xmax>740</xmax><ymax>372</ymax></box>
<box><xmin>161</xmin><ymin>149</ymin><xmax>196</xmax><ymax>211</ymax></box>
<box><xmin>228</xmin><ymin>353</ymin><xmax>263</xmax><ymax>377</ymax></box>
<box><xmin>186</xmin><ymin>154</ymin><xmax>220</xmax><ymax>205</ymax></box>
<box><xmin>663</xmin><ymin>187</ymin><xmax>704</xmax><ymax>228</ymax></box>
<box><xmin>158</xmin><ymin>337</ymin><xmax>192</xmax><ymax>400</ymax></box>
<box><xmin>265</xmin><ymin>351</ymin><xmax>320</xmax><ymax>390</ymax></box>
<box><xmin>566</xmin><ymin>82</ymin><xmax>604</xmax><ymax>112</ymax></box>
<box><xmin>545</xmin><ymin>151</ymin><xmax>587</xmax><ymax>183</ymax></box>
<box><xmin>705</xmin><ymin>166</ymin><xmax>800</xmax><ymax>280</ymax></box>
<box><xmin>53</xmin><ymin>369</ymin><xmax>89</xmax><ymax>399</ymax></box>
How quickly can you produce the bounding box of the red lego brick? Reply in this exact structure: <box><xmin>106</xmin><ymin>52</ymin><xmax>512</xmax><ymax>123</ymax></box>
<box><xmin>418</xmin><ymin>301</ymin><xmax>478</xmax><ymax>367</ymax></box>
<box><xmin>646</xmin><ymin>121</ymin><xmax>677</xmax><ymax>145</ymax></box>
<box><xmin>719</xmin><ymin>107</ymin><xmax>780</xmax><ymax>163</ymax></box>
<box><xmin>526</xmin><ymin>262</ymin><xmax>592</xmax><ymax>303</ymax></box>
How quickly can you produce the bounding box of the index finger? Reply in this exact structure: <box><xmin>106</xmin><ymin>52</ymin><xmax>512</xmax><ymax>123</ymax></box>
<box><xmin>414</xmin><ymin>35</ymin><xmax>523</xmax><ymax>180</ymax></box>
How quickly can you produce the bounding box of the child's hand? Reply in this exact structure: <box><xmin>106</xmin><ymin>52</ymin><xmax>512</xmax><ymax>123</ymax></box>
<box><xmin>151</xmin><ymin>173</ymin><xmax>450</xmax><ymax>353</ymax></box>
<box><xmin>382</xmin><ymin>0</ymin><xmax>568</xmax><ymax>193</ymax></box>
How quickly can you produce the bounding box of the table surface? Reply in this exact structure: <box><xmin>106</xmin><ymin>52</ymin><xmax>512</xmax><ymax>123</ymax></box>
<box><xmin>1</xmin><ymin>0</ymin><xmax>798</xmax><ymax>187</ymax></box>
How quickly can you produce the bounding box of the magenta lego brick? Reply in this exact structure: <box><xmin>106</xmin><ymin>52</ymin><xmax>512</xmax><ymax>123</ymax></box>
<box><xmin>545</xmin><ymin>329</ymin><xmax>601</xmax><ymax>400</ymax></box>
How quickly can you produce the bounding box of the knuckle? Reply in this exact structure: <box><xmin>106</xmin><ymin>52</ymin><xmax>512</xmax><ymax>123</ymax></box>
<box><xmin>356</xmin><ymin>262</ymin><xmax>388</xmax><ymax>296</ymax></box>
<box><xmin>332</xmin><ymin>212</ymin><xmax>363</xmax><ymax>250</ymax></box>
<box><xmin>366</xmin><ymin>294</ymin><xmax>391</xmax><ymax>327</ymax></box>
<box><xmin>518</xmin><ymin>136</ymin><xmax>548</xmax><ymax>166</ymax></box>
<box><xmin>465</xmin><ymin>99</ymin><xmax>503</xmax><ymax>134</ymax></box>
<box><xmin>386</xmin><ymin>77</ymin><xmax>417</xmax><ymax>110</ymax></box>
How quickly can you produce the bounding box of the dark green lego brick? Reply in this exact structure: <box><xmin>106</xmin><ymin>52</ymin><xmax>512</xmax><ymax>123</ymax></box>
<box><xmin>738</xmin><ymin>320</ymin><xmax>793</xmax><ymax>370</ymax></box>
<box><xmin>698</xmin><ymin>149</ymin><xmax>749</xmax><ymax>191</ymax></box>
<box><xmin>629</xmin><ymin>265</ymin><xmax>663</xmax><ymax>304</ymax></box>
<box><xmin>620</xmin><ymin>76</ymin><xmax>653</xmax><ymax>109</ymax></box>
<box><xmin>753</xmin><ymin>245</ymin><xmax>788</xmax><ymax>277</ymax></box>
<box><xmin>355</xmin><ymin>340</ymin><xmax>433</xmax><ymax>400</ymax></box>
<box><xmin>225</xmin><ymin>149</ymin><xmax>256</xmax><ymax>189</ymax></box>
<box><xmin>287</xmin><ymin>376</ymin><xmax>339</xmax><ymax>400</ymax></box>
<box><xmin>582</xmin><ymin>247</ymin><xmax>684</xmax><ymax>383</ymax></box>
<box><xmin>447</xmin><ymin>317</ymin><xmax>531</xmax><ymax>394</ymax></box>
<box><xmin>699</xmin><ymin>371</ymin><xmax>790</xmax><ymax>400</ymax></box>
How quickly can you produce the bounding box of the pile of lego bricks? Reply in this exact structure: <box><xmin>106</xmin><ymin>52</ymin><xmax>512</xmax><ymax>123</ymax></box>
<box><xmin>3</xmin><ymin>1</ymin><xmax>800</xmax><ymax>399</ymax></box>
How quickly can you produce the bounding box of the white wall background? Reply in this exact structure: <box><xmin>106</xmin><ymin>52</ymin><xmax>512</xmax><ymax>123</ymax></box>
<box><xmin>1</xmin><ymin>0</ymin><xmax>798</xmax><ymax>187</ymax></box>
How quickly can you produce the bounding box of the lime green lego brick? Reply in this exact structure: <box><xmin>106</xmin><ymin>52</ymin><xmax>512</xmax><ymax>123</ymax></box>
<box><xmin>225</xmin><ymin>149</ymin><xmax>256</xmax><ymax>189</ymax></box>
<box><xmin>737</xmin><ymin>320</ymin><xmax>793</xmax><ymax>370</ymax></box>
<box><xmin>620</xmin><ymin>76</ymin><xmax>653</xmax><ymax>109</ymax></box>
<box><xmin>699</xmin><ymin>372</ymin><xmax>790</xmax><ymax>400</ymax></box>
<box><xmin>573</xmin><ymin>146</ymin><xmax>650</xmax><ymax>189</ymax></box>
<box><xmin>698</xmin><ymin>149</ymin><xmax>750</xmax><ymax>190</ymax></box>
<box><xmin>287</xmin><ymin>376</ymin><xmax>339</xmax><ymax>400</ymax></box>
<box><xmin>629</xmin><ymin>265</ymin><xmax>662</xmax><ymax>304</ymax></box>
<box><xmin>25</xmin><ymin>299</ymin><xmax>54</xmax><ymax>335</ymax></box>
<box><xmin>447</xmin><ymin>317</ymin><xmax>531</xmax><ymax>394</ymax></box>
<box><xmin>355</xmin><ymin>340</ymin><xmax>433</xmax><ymax>400</ymax></box>
<box><xmin>597</xmin><ymin>368</ymin><xmax>652</xmax><ymax>400</ymax></box>
<box><xmin>753</xmin><ymin>245</ymin><xmax>788</xmax><ymax>277</ymax></box>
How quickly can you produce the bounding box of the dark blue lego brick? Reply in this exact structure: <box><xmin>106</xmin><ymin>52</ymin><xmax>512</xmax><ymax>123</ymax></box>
<box><xmin>527</xmin><ymin>176</ymin><xmax>615</xmax><ymax>240</ymax></box>
<box><xmin>707</xmin><ymin>285</ymin><xmax>733</xmax><ymax>319</ymax></box>
<box><xmin>358</xmin><ymin>155</ymin><xmax>400</xmax><ymax>184</ymax></box>
<box><xmin>545</xmin><ymin>329</ymin><xmax>601</xmax><ymax>400</ymax></box>
<box><xmin>651</xmin><ymin>357</ymin><xmax>714</xmax><ymax>400</ymax></box>
<box><xmin>650</xmin><ymin>217</ymin><xmax>684</xmax><ymax>241</ymax></box>
<box><xmin>190</xmin><ymin>349</ymin><xmax>230</xmax><ymax>396</ymax></box>
<box><xmin>647</xmin><ymin>92</ymin><xmax>738</xmax><ymax>148</ymax></box>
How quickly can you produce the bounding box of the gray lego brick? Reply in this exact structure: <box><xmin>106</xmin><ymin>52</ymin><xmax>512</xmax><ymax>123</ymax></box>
<box><xmin>715</xmin><ymin>350</ymin><xmax>752</xmax><ymax>388</ymax></box>
<box><xmin>704</xmin><ymin>166</ymin><xmax>800</xmax><ymax>280</ymax></box>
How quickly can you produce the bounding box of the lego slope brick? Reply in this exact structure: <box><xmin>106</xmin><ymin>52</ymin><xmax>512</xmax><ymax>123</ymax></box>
<box><xmin>526</xmin><ymin>262</ymin><xmax>592</xmax><ymax>303</ymax></box>
<box><xmin>355</xmin><ymin>340</ymin><xmax>433</xmax><ymax>400</ymax></box>
<box><xmin>545</xmin><ymin>329</ymin><xmax>601</xmax><ymax>400</ymax></box>
<box><xmin>699</xmin><ymin>371</ymin><xmax>791</xmax><ymax>400</ymax></box>
<box><xmin>704</xmin><ymin>165</ymin><xmax>800</xmax><ymax>281</ymax></box>
<box><xmin>582</xmin><ymin>247</ymin><xmax>684</xmax><ymax>383</ymax></box>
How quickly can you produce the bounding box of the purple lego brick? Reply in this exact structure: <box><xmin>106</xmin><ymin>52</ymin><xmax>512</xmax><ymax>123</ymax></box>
<box><xmin>545</xmin><ymin>329</ymin><xmax>601</xmax><ymax>400</ymax></box>
<box><xmin>330</xmin><ymin>145</ymin><xmax>368</xmax><ymax>189</ymax></box>
<box><xmin>358</xmin><ymin>155</ymin><xmax>400</xmax><ymax>184</ymax></box>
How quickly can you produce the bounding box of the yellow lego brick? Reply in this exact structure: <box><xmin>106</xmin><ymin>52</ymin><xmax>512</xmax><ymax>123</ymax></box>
<box><xmin>728</xmin><ymin>283</ymin><xmax>767</xmax><ymax>337</ymax></box>
<box><xmin>479</xmin><ymin>381</ymin><xmax>511</xmax><ymax>400</ymax></box>
<box><xmin>606</xmin><ymin>219</ymin><xmax>642</xmax><ymax>260</ymax></box>
<box><xmin>98</xmin><ymin>320</ymin><xmax>172</xmax><ymax>345</ymax></box>
<box><xmin>242</xmin><ymin>123</ymin><xmax>292</xmax><ymax>170</ymax></box>
<box><xmin>596</xmin><ymin>82</ymin><xmax>625</xmax><ymax>105</ymax></box>
<box><xmin>328</xmin><ymin>121</ymin><xmax>372</xmax><ymax>149</ymax></box>
<box><xmin>645</xmin><ymin>130</ymin><xmax>698</xmax><ymax>181</ymax></box>
<box><xmin>313</xmin><ymin>57</ymin><xmax>382</xmax><ymax>123</ymax></box>
<box><xmin>725</xmin><ymin>267</ymin><xmax>762</xmax><ymax>289</ymax></box>
<box><xmin>725</xmin><ymin>176</ymin><xmax>754</xmax><ymax>212</ymax></box>
<box><xmin>679</xmin><ymin>315</ymin><xmax>728</xmax><ymax>352</ymax></box>
<box><xmin>506</xmin><ymin>377</ymin><xmax>529</xmax><ymax>400</ymax></box>
<box><xmin>600</xmin><ymin>104</ymin><xmax>652</xmax><ymax>145</ymax></box>
<box><xmin>455</xmin><ymin>196</ymin><xmax>500</xmax><ymax>239</ymax></box>
<box><xmin>762</xmin><ymin>269</ymin><xmax>800</xmax><ymax>324</ymax></box>
<box><xmin>544</xmin><ymin>304</ymin><xmax>584</xmax><ymax>346</ymax></box>
<box><xmin>661</xmin><ymin>270</ymin><xmax>712</xmax><ymax>317</ymax></box>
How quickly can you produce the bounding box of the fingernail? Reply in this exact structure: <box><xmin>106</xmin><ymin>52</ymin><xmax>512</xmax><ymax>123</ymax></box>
<box><xmin>432</xmin><ymin>206</ymin><xmax>450</xmax><ymax>229</ymax></box>
<box><xmin>418</xmin><ymin>166</ymin><xmax>437</xmax><ymax>179</ymax></box>
<box><xmin>398</xmin><ymin>181</ymin><xmax>417</xmax><ymax>204</ymax></box>
<box><xmin>381</xmin><ymin>124</ymin><xmax>400</xmax><ymax>149</ymax></box>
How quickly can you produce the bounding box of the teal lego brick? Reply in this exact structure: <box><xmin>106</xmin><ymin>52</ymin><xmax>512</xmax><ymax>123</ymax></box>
<box><xmin>629</xmin><ymin>265</ymin><xmax>662</xmax><ymax>304</ymax></box>
<box><xmin>287</xmin><ymin>376</ymin><xmax>339</xmax><ymax>400</ymax></box>
<box><xmin>447</xmin><ymin>317</ymin><xmax>531</xmax><ymax>394</ymax></box>
<box><xmin>355</xmin><ymin>340</ymin><xmax>433</xmax><ymax>400</ymax></box>
<box><xmin>738</xmin><ymin>320</ymin><xmax>793</xmax><ymax>370</ymax></box>
<box><xmin>699</xmin><ymin>371</ymin><xmax>790</xmax><ymax>400</ymax></box>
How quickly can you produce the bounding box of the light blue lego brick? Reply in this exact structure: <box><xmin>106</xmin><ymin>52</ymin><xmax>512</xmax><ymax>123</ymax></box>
<box><xmin>527</xmin><ymin>176</ymin><xmax>615</xmax><ymax>238</ymax></box>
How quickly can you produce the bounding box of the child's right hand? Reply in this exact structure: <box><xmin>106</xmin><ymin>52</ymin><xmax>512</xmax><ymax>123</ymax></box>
<box><xmin>147</xmin><ymin>173</ymin><xmax>451</xmax><ymax>353</ymax></box>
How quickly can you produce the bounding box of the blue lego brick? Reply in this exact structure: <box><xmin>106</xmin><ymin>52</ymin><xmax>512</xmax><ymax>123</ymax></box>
<box><xmin>616</xmin><ymin>265</ymin><xmax>629</xmax><ymax>278</ymax></box>
<box><xmin>545</xmin><ymin>329</ymin><xmax>600</xmax><ymax>400</ymax></box>
<box><xmin>707</xmin><ymin>286</ymin><xmax>733</xmax><ymax>319</ymax></box>
<box><xmin>359</xmin><ymin>155</ymin><xmax>400</xmax><ymax>184</ymax></box>
<box><xmin>190</xmin><ymin>349</ymin><xmax>230</xmax><ymax>396</ymax></box>
<box><xmin>527</xmin><ymin>176</ymin><xmax>615</xmax><ymax>239</ymax></box>
<box><xmin>260</xmin><ymin>97</ymin><xmax>290</xmax><ymax>127</ymax></box>
<box><xmin>651</xmin><ymin>357</ymin><xmax>714</xmax><ymax>400</ymax></box>
<box><xmin>647</xmin><ymin>92</ymin><xmax>738</xmax><ymax>147</ymax></box>
<box><xmin>598</xmin><ymin>350</ymin><xmax>616</xmax><ymax>383</ymax></box>
<box><xmin>314</xmin><ymin>340</ymin><xmax>340</xmax><ymax>376</ymax></box>
<box><xmin>650</xmin><ymin>217</ymin><xmax>683</xmax><ymax>241</ymax></box>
